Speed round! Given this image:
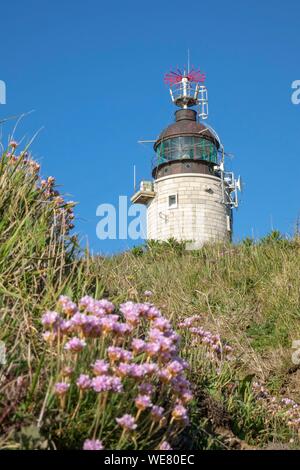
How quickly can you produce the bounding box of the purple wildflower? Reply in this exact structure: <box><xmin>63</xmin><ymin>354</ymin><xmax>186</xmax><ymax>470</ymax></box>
<box><xmin>91</xmin><ymin>375</ymin><xmax>123</xmax><ymax>393</ymax></box>
<box><xmin>62</xmin><ymin>366</ymin><xmax>74</xmax><ymax>377</ymax></box>
<box><xmin>42</xmin><ymin>331</ymin><xmax>57</xmax><ymax>343</ymax></box>
<box><xmin>144</xmin><ymin>290</ymin><xmax>153</xmax><ymax>297</ymax></box>
<box><xmin>54</xmin><ymin>382</ymin><xmax>70</xmax><ymax>396</ymax></box>
<box><xmin>152</xmin><ymin>317</ymin><xmax>171</xmax><ymax>332</ymax></box>
<box><xmin>92</xmin><ymin>359</ymin><xmax>109</xmax><ymax>375</ymax></box>
<box><xmin>159</xmin><ymin>441</ymin><xmax>172</xmax><ymax>450</ymax></box>
<box><xmin>59</xmin><ymin>319</ymin><xmax>73</xmax><ymax>334</ymax></box>
<box><xmin>76</xmin><ymin>374</ymin><xmax>92</xmax><ymax>390</ymax></box>
<box><xmin>178</xmin><ymin>315</ymin><xmax>201</xmax><ymax>328</ymax></box>
<box><xmin>135</xmin><ymin>394</ymin><xmax>152</xmax><ymax>410</ymax></box>
<box><xmin>116</xmin><ymin>414</ymin><xmax>137</xmax><ymax>431</ymax></box>
<box><xmin>120</xmin><ymin>302</ymin><xmax>141</xmax><ymax>325</ymax></box>
<box><xmin>131</xmin><ymin>338</ymin><xmax>146</xmax><ymax>353</ymax></box>
<box><xmin>70</xmin><ymin>312</ymin><xmax>88</xmax><ymax>326</ymax></box>
<box><xmin>113</xmin><ymin>322</ymin><xmax>133</xmax><ymax>335</ymax></box>
<box><xmin>91</xmin><ymin>375</ymin><xmax>111</xmax><ymax>393</ymax></box>
<box><xmin>139</xmin><ymin>383</ymin><xmax>154</xmax><ymax>395</ymax></box>
<box><xmin>171</xmin><ymin>404</ymin><xmax>188</xmax><ymax>422</ymax></box>
<box><xmin>145</xmin><ymin>342</ymin><xmax>160</xmax><ymax>356</ymax></box>
<box><xmin>64</xmin><ymin>337</ymin><xmax>86</xmax><ymax>352</ymax></box>
<box><xmin>58</xmin><ymin>295</ymin><xmax>78</xmax><ymax>315</ymax></box>
<box><xmin>41</xmin><ymin>311</ymin><xmax>61</xmax><ymax>328</ymax></box>
<box><xmin>83</xmin><ymin>439</ymin><xmax>104</xmax><ymax>450</ymax></box>
<box><xmin>107</xmin><ymin>347</ymin><xmax>133</xmax><ymax>363</ymax></box>
<box><xmin>151</xmin><ymin>405</ymin><xmax>164</xmax><ymax>421</ymax></box>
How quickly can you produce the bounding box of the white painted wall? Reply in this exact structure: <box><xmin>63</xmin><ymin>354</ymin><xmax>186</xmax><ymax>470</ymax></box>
<box><xmin>147</xmin><ymin>173</ymin><xmax>232</xmax><ymax>249</ymax></box>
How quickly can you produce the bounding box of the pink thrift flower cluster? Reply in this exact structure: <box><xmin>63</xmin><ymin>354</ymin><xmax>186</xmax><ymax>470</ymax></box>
<box><xmin>116</xmin><ymin>414</ymin><xmax>137</xmax><ymax>431</ymax></box>
<box><xmin>159</xmin><ymin>441</ymin><xmax>172</xmax><ymax>450</ymax></box>
<box><xmin>179</xmin><ymin>315</ymin><xmax>234</xmax><ymax>361</ymax></box>
<box><xmin>252</xmin><ymin>382</ymin><xmax>300</xmax><ymax>430</ymax></box>
<box><xmin>42</xmin><ymin>296</ymin><xmax>193</xmax><ymax>450</ymax></box>
<box><xmin>83</xmin><ymin>439</ymin><xmax>104</xmax><ymax>450</ymax></box>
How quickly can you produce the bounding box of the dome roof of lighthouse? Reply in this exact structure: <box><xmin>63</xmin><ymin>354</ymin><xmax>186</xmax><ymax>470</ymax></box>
<box><xmin>154</xmin><ymin>109</ymin><xmax>220</xmax><ymax>150</ymax></box>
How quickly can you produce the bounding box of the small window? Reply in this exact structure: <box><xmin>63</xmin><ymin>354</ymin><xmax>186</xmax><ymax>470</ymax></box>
<box><xmin>168</xmin><ymin>194</ymin><xmax>177</xmax><ymax>209</ymax></box>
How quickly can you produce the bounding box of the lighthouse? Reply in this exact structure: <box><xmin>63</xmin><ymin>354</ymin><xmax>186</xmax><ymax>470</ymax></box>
<box><xmin>131</xmin><ymin>66</ymin><xmax>241</xmax><ymax>249</ymax></box>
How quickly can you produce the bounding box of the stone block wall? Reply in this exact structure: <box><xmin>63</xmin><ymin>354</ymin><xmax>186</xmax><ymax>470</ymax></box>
<box><xmin>147</xmin><ymin>173</ymin><xmax>232</xmax><ymax>248</ymax></box>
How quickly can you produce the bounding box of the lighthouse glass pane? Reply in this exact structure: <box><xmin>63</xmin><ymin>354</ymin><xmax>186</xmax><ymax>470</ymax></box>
<box><xmin>156</xmin><ymin>137</ymin><xmax>218</xmax><ymax>165</ymax></box>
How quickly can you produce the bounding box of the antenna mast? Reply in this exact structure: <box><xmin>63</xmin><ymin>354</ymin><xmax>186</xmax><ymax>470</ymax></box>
<box><xmin>164</xmin><ymin>65</ymin><xmax>208</xmax><ymax>119</ymax></box>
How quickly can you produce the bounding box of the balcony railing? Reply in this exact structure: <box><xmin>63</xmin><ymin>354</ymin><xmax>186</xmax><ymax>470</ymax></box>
<box><xmin>131</xmin><ymin>180</ymin><xmax>155</xmax><ymax>205</ymax></box>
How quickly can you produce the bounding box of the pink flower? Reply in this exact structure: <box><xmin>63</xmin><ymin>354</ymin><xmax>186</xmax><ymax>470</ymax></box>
<box><xmin>158</xmin><ymin>368</ymin><xmax>172</xmax><ymax>383</ymax></box>
<box><xmin>131</xmin><ymin>338</ymin><xmax>146</xmax><ymax>353</ymax></box>
<box><xmin>116</xmin><ymin>414</ymin><xmax>137</xmax><ymax>431</ymax></box>
<box><xmin>139</xmin><ymin>383</ymin><xmax>154</xmax><ymax>395</ymax></box>
<box><xmin>145</xmin><ymin>305</ymin><xmax>161</xmax><ymax>320</ymax></box>
<box><xmin>91</xmin><ymin>375</ymin><xmax>123</xmax><ymax>393</ymax></box>
<box><xmin>152</xmin><ymin>317</ymin><xmax>171</xmax><ymax>332</ymax></box>
<box><xmin>120</xmin><ymin>302</ymin><xmax>141</xmax><ymax>325</ymax></box>
<box><xmin>144</xmin><ymin>290</ymin><xmax>153</xmax><ymax>297</ymax></box>
<box><xmin>135</xmin><ymin>394</ymin><xmax>152</xmax><ymax>410</ymax></box>
<box><xmin>129</xmin><ymin>364</ymin><xmax>147</xmax><ymax>379</ymax></box>
<box><xmin>178</xmin><ymin>315</ymin><xmax>201</xmax><ymax>328</ymax></box>
<box><xmin>171</xmin><ymin>404</ymin><xmax>188</xmax><ymax>422</ymax></box>
<box><xmin>180</xmin><ymin>390</ymin><xmax>193</xmax><ymax>404</ymax></box>
<box><xmin>92</xmin><ymin>359</ymin><xmax>109</xmax><ymax>375</ymax></box>
<box><xmin>107</xmin><ymin>347</ymin><xmax>133</xmax><ymax>363</ymax></box>
<box><xmin>151</xmin><ymin>405</ymin><xmax>164</xmax><ymax>421</ymax></box>
<box><xmin>42</xmin><ymin>331</ymin><xmax>57</xmax><ymax>343</ymax></box>
<box><xmin>62</xmin><ymin>366</ymin><xmax>74</xmax><ymax>377</ymax></box>
<box><xmin>145</xmin><ymin>342</ymin><xmax>160</xmax><ymax>356</ymax></box>
<box><xmin>113</xmin><ymin>323</ymin><xmax>133</xmax><ymax>335</ymax></box>
<box><xmin>54</xmin><ymin>382</ymin><xmax>70</xmax><ymax>396</ymax></box>
<box><xmin>116</xmin><ymin>362</ymin><xmax>132</xmax><ymax>377</ymax></box>
<box><xmin>58</xmin><ymin>295</ymin><xmax>78</xmax><ymax>315</ymax></box>
<box><xmin>47</xmin><ymin>176</ymin><xmax>55</xmax><ymax>185</ymax></box>
<box><xmin>76</xmin><ymin>374</ymin><xmax>92</xmax><ymax>390</ymax></box>
<box><xmin>64</xmin><ymin>337</ymin><xmax>86</xmax><ymax>352</ymax></box>
<box><xmin>41</xmin><ymin>311</ymin><xmax>61</xmax><ymax>328</ymax></box>
<box><xmin>143</xmin><ymin>363</ymin><xmax>159</xmax><ymax>376</ymax></box>
<box><xmin>166</xmin><ymin>359</ymin><xmax>186</xmax><ymax>377</ymax></box>
<box><xmin>99</xmin><ymin>317</ymin><xmax>117</xmax><ymax>333</ymax></box>
<box><xmin>91</xmin><ymin>375</ymin><xmax>112</xmax><ymax>393</ymax></box>
<box><xmin>110</xmin><ymin>376</ymin><xmax>123</xmax><ymax>392</ymax></box>
<box><xmin>59</xmin><ymin>319</ymin><xmax>73</xmax><ymax>334</ymax></box>
<box><xmin>70</xmin><ymin>312</ymin><xmax>88</xmax><ymax>326</ymax></box>
<box><xmin>83</xmin><ymin>439</ymin><xmax>104</xmax><ymax>450</ymax></box>
<box><xmin>79</xmin><ymin>296</ymin><xmax>96</xmax><ymax>312</ymax></box>
<box><xmin>97</xmin><ymin>299</ymin><xmax>115</xmax><ymax>314</ymax></box>
<box><xmin>159</xmin><ymin>441</ymin><xmax>172</xmax><ymax>450</ymax></box>
<box><xmin>116</xmin><ymin>363</ymin><xmax>147</xmax><ymax>379</ymax></box>
<box><xmin>9</xmin><ymin>140</ymin><xmax>18</xmax><ymax>149</ymax></box>
<box><xmin>82</xmin><ymin>315</ymin><xmax>102</xmax><ymax>337</ymax></box>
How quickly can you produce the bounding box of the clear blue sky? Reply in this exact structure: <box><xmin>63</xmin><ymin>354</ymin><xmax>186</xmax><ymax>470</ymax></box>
<box><xmin>1</xmin><ymin>0</ymin><xmax>299</xmax><ymax>253</ymax></box>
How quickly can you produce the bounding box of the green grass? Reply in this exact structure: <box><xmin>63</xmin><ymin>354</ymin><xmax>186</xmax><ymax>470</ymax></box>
<box><xmin>1</xmin><ymin>141</ymin><xmax>300</xmax><ymax>449</ymax></box>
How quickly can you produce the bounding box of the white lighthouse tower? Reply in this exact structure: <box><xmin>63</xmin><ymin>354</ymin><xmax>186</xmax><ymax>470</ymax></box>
<box><xmin>131</xmin><ymin>66</ymin><xmax>241</xmax><ymax>249</ymax></box>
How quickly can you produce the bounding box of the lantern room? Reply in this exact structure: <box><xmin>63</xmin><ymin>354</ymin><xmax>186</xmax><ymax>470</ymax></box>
<box><xmin>152</xmin><ymin>108</ymin><xmax>220</xmax><ymax>179</ymax></box>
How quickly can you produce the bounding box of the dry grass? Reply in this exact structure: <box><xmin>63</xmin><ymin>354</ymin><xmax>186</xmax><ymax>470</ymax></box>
<box><xmin>1</xmin><ymin>139</ymin><xmax>300</xmax><ymax>448</ymax></box>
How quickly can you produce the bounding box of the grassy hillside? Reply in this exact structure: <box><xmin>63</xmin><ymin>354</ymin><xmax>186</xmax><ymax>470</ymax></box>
<box><xmin>1</xmin><ymin>141</ymin><xmax>300</xmax><ymax>450</ymax></box>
